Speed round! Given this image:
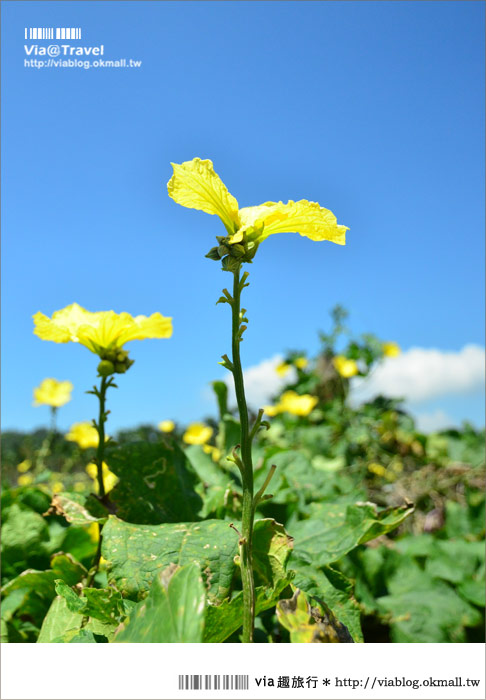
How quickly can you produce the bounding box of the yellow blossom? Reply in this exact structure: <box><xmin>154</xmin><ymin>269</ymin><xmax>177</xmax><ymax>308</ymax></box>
<box><xmin>382</xmin><ymin>342</ymin><xmax>401</xmax><ymax>358</ymax></box>
<box><xmin>183</xmin><ymin>422</ymin><xmax>213</xmax><ymax>445</ymax></box>
<box><xmin>168</xmin><ymin>159</ymin><xmax>348</xmax><ymax>259</ymax></box>
<box><xmin>263</xmin><ymin>405</ymin><xmax>280</xmax><ymax>417</ymax></box>
<box><xmin>87</xmin><ymin>523</ymin><xmax>99</xmax><ymax>542</ymax></box>
<box><xmin>66</xmin><ymin>422</ymin><xmax>104</xmax><ymax>449</ymax></box>
<box><xmin>278</xmin><ymin>391</ymin><xmax>318</xmax><ymax>416</ymax></box>
<box><xmin>86</xmin><ymin>462</ymin><xmax>118</xmax><ymax>494</ymax></box>
<box><xmin>333</xmin><ymin>355</ymin><xmax>359</xmax><ymax>378</ymax></box>
<box><xmin>368</xmin><ymin>462</ymin><xmax>386</xmax><ymax>477</ymax></box>
<box><xmin>17</xmin><ymin>459</ymin><xmax>32</xmax><ymax>473</ymax></box>
<box><xmin>33</xmin><ymin>303</ymin><xmax>172</xmax><ymax>356</ymax></box>
<box><xmin>33</xmin><ymin>378</ymin><xmax>73</xmax><ymax>408</ymax></box>
<box><xmin>294</xmin><ymin>356</ymin><xmax>308</xmax><ymax>370</ymax></box>
<box><xmin>51</xmin><ymin>481</ymin><xmax>64</xmax><ymax>493</ymax></box>
<box><xmin>275</xmin><ymin>362</ymin><xmax>291</xmax><ymax>377</ymax></box>
<box><xmin>158</xmin><ymin>420</ymin><xmax>175</xmax><ymax>433</ymax></box>
<box><xmin>17</xmin><ymin>474</ymin><xmax>34</xmax><ymax>487</ymax></box>
<box><xmin>203</xmin><ymin>444</ymin><xmax>222</xmax><ymax>462</ymax></box>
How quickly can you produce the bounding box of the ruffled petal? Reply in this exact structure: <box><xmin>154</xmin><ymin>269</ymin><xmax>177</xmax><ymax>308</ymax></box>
<box><xmin>168</xmin><ymin>158</ymin><xmax>240</xmax><ymax>233</ymax></box>
<box><xmin>239</xmin><ymin>200</ymin><xmax>348</xmax><ymax>245</ymax></box>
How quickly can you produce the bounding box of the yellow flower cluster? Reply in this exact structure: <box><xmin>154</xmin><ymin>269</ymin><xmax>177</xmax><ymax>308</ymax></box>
<box><xmin>85</xmin><ymin>462</ymin><xmax>118</xmax><ymax>494</ymax></box>
<box><xmin>264</xmin><ymin>391</ymin><xmax>318</xmax><ymax>418</ymax></box>
<box><xmin>33</xmin><ymin>378</ymin><xmax>73</xmax><ymax>408</ymax></box>
<box><xmin>275</xmin><ymin>356</ymin><xmax>308</xmax><ymax>377</ymax></box>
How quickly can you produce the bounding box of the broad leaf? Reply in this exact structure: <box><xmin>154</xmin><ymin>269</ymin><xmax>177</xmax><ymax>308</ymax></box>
<box><xmin>113</xmin><ymin>563</ymin><xmax>205</xmax><ymax>642</ymax></box>
<box><xmin>107</xmin><ymin>441</ymin><xmax>202</xmax><ymax>524</ymax></box>
<box><xmin>44</xmin><ymin>492</ymin><xmax>107</xmax><ymax>527</ymax></box>
<box><xmin>102</xmin><ymin>515</ymin><xmax>238</xmax><ymax>603</ymax></box>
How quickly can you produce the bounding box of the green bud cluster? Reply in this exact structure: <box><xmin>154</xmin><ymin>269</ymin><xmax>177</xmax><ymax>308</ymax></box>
<box><xmin>206</xmin><ymin>234</ymin><xmax>259</xmax><ymax>271</ymax></box>
<box><xmin>97</xmin><ymin>347</ymin><xmax>135</xmax><ymax>377</ymax></box>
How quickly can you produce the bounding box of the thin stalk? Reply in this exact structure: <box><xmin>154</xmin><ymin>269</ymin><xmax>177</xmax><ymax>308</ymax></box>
<box><xmin>230</xmin><ymin>267</ymin><xmax>255</xmax><ymax>643</ymax></box>
<box><xmin>86</xmin><ymin>374</ymin><xmax>110</xmax><ymax>587</ymax></box>
<box><xmin>35</xmin><ymin>407</ymin><xmax>58</xmax><ymax>472</ymax></box>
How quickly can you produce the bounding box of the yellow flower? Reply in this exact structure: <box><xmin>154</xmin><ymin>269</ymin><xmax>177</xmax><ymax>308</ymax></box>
<box><xmin>33</xmin><ymin>303</ymin><xmax>172</xmax><ymax>356</ymax></box>
<box><xmin>263</xmin><ymin>405</ymin><xmax>280</xmax><ymax>417</ymax></box>
<box><xmin>87</xmin><ymin>522</ymin><xmax>99</xmax><ymax>542</ymax></box>
<box><xmin>275</xmin><ymin>361</ymin><xmax>291</xmax><ymax>377</ymax></box>
<box><xmin>158</xmin><ymin>420</ymin><xmax>175</xmax><ymax>433</ymax></box>
<box><xmin>203</xmin><ymin>444</ymin><xmax>222</xmax><ymax>462</ymax></box>
<box><xmin>294</xmin><ymin>356</ymin><xmax>308</xmax><ymax>370</ymax></box>
<box><xmin>17</xmin><ymin>459</ymin><xmax>32</xmax><ymax>473</ymax></box>
<box><xmin>33</xmin><ymin>378</ymin><xmax>73</xmax><ymax>408</ymax></box>
<box><xmin>51</xmin><ymin>481</ymin><xmax>64</xmax><ymax>493</ymax></box>
<box><xmin>85</xmin><ymin>462</ymin><xmax>118</xmax><ymax>494</ymax></box>
<box><xmin>183</xmin><ymin>422</ymin><xmax>213</xmax><ymax>445</ymax></box>
<box><xmin>278</xmin><ymin>391</ymin><xmax>318</xmax><ymax>417</ymax></box>
<box><xmin>66</xmin><ymin>422</ymin><xmax>104</xmax><ymax>449</ymax></box>
<box><xmin>382</xmin><ymin>342</ymin><xmax>401</xmax><ymax>358</ymax></box>
<box><xmin>333</xmin><ymin>355</ymin><xmax>359</xmax><ymax>378</ymax></box>
<box><xmin>168</xmin><ymin>158</ymin><xmax>348</xmax><ymax>260</ymax></box>
<box><xmin>368</xmin><ymin>462</ymin><xmax>386</xmax><ymax>477</ymax></box>
<box><xmin>17</xmin><ymin>474</ymin><xmax>34</xmax><ymax>487</ymax></box>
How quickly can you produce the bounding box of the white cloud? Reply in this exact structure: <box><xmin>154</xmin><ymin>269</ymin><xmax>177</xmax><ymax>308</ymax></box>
<box><xmin>414</xmin><ymin>410</ymin><xmax>456</xmax><ymax>433</ymax></box>
<box><xmin>352</xmin><ymin>345</ymin><xmax>485</xmax><ymax>405</ymax></box>
<box><xmin>225</xmin><ymin>354</ymin><xmax>297</xmax><ymax>408</ymax></box>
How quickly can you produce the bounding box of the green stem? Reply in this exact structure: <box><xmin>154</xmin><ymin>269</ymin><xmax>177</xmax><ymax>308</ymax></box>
<box><xmin>86</xmin><ymin>374</ymin><xmax>110</xmax><ymax>587</ymax></box>
<box><xmin>230</xmin><ymin>267</ymin><xmax>255</xmax><ymax>643</ymax></box>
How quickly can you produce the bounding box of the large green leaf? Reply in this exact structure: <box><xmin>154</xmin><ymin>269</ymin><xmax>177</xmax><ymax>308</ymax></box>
<box><xmin>252</xmin><ymin>519</ymin><xmax>293</xmax><ymax>587</ymax></box>
<box><xmin>290</xmin><ymin>502</ymin><xmax>413</xmax><ymax>567</ymax></box>
<box><xmin>113</xmin><ymin>563</ymin><xmax>205</xmax><ymax>642</ymax></box>
<box><xmin>1</xmin><ymin>504</ymin><xmax>49</xmax><ymax>562</ymax></box>
<box><xmin>102</xmin><ymin>515</ymin><xmax>238</xmax><ymax>603</ymax></box>
<box><xmin>55</xmin><ymin>580</ymin><xmax>129</xmax><ymax>624</ymax></box>
<box><xmin>107</xmin><ymin>441</ymin><xmax>202</xmax><ymax>524</ymax></box>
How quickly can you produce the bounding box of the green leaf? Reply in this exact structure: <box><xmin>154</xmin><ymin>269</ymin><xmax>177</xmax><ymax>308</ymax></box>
<box><xmin>204</xmin><ymin>579</ymin><xmax>291</xmax><ymax>643</ymax></box>
<box><xmin>113</xmin><ymin>563</ymin><xmax>205</xmax><ymax>642</ymax></box>
<box><xmin>252</xmin><ymin>519</ymin><xmax>293</xmax><ymax>587</ymax></box>
<box><xmin>290</xmin><ymin>502</ymin><xmax>413</xmax><ymax>567</ymax></box>
<box><xmin>37</xmin><ymin>596</ymin><xmax>83</xmax><ymax>643</ymax></box>
<box><xmin>55</xmin><ymin>579</ymin><xmax>129</xmax><ymax>625</ymax></box>
<box><xmin>102</xmin><ymin>515</ymin><xmax>238</xmax><ymax>603</ymax></box>
<box><xmin>184</xmin><ymin>445</ymin><xmax>228</xmax><ymax>488</ymax></box>
<box><xmin>1</xmin><ymin>504</ymin><xmax>49</xmax><ymax>561</ymax></box>
<box><xmin>276</xmin><ymin>587</ymin><xmax>354</xmax><ymax>643</ymax></box>
<box><xmin>290</xmin><ymin>561</ymin><xmax>363</xmax><ymax>642</ymax></box>
<box><xmin>51</xmin><ymin>552</ymin><xmax>88</xmax><ymax>586</ymax></box>
<box><xmin>44</xmin><ymin>492</ymin><xmax>107</xmax><ymax>527</ymax></box>
<box><xmin>107</xmin><ymin>441</ymin><xmax>203</xmax><ymax>524</ymax></box>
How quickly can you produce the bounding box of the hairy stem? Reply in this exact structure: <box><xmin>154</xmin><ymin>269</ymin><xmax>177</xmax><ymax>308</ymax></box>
<box><xmin>230</xmin><ymin>267</ymin><xmax>255</xmax><ymax>643</ymax></box>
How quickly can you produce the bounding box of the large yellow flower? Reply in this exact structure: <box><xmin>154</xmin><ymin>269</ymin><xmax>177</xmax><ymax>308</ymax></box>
<box><xmin>33</xmin><ymin>303</ymin><xmax>172</xmax><ymax>356</ymax></box>
<box><xmin>333</xmin><ymin>356</ymin><xmax>359</xmax><ymax>378</ymax></box>
<box><xmin>183</xmin><ymin>422</ymin><xmax>213</xmax><ymax>445</ymax></box>
<box><xmin>33</xmin><ymin>378</ymin><xmax>73</xmax><ymax>407</ymax></box>
<box><xmin>168</xmin><ymin>158</ymin><xmax>348</xmax><ymax>263</ymax></box>
<box><xmin>66</xmin><ymin>421</ymin><xmax>107</xmax><ymax>450</ymax></box>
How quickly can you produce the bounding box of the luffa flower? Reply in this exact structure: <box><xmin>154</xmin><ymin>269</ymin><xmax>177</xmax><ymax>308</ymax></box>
<box><xmin>33</xmin><ymin>303</ymin><xmax>172</xmax><ymax>375</ymax></box>
<box><xmin>168</xmin><ymin>158</ymin><xmax>348</xmax><ymax>270</ymax></box>
<box><xmin>33</xmin><ymin>378</ymin><xmax>73</xmax><ymax>407</ymax></box>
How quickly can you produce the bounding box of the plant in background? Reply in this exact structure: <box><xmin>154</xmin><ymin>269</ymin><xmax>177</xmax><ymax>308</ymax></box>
<box><xmin>32</xmin><ymin>378</ymin><xmax>73</xmax><ymax>471</ymax></box>
<box><xmin>33</xmin><ymin>303</ymin><xmax>173</xmax><ymax>581</ymax></box>
<box><xmin>168</xmin><ymin>157</ymin><xmax>348</xmax><ymax>642</ymax></box>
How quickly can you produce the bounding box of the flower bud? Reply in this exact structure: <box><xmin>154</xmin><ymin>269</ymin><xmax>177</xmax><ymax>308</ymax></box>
<box><xmin>97</xmin><ymin>360</ymin><xmax>115</xmax><ymax>377</ymax></box>
<box><xmin>230</xmin><ymin>243</ymin><xmax>246</xmax><ymax>258</ymax></box>
<box><xmin>115</xmin><ymin>363</ymin><xmax>127</xmax><ymax>373</ymax></box>
<box><xmin>205</xmin><ymin>246</ymin><xmax>221</xmax><ymax>261</ymax></box>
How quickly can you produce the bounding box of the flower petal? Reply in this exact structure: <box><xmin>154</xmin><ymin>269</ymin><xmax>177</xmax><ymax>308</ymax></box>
<box><xmin>168</xmin><ymin>158</ymin><xmax>240</xmax><ymax>233</ymax></box>
<box><xmin>239</xmin><ymin>200</ymin><xmax>348</xmax><ymax>245</ymax></box>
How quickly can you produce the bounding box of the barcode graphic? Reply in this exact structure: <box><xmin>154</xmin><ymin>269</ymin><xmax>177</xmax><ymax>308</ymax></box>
<box><xmin>24</xmin><ymin>27</ymin><xmax>82</xmax><ymax>40</ymax></box>
<box><xmin>178</xmin><ymin>675</ymin><xmax>249</xmax><ymax>691</ymax></box>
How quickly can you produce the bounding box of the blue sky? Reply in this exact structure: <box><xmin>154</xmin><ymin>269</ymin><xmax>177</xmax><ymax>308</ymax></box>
<box><xmin>2</xmin><ymin>1</ymin><xmax>484</xmax><ymax>434</ymax></box>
